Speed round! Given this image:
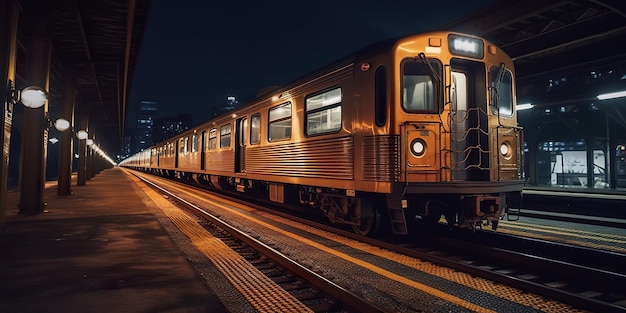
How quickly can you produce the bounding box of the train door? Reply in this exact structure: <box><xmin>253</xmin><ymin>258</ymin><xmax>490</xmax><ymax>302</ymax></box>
<box><xmin>200</xmin><ymin>130</ymin><xmax>206</xmax><ymax>171</ymax></box>
<box><xmin>235</xmin><ymin>117</ymin><xmax>247</xmax><ymax>173</ymax></box>
<box><xmin>175</xmin><ymin>139</ymin><xmax>179</xmax><ymax>168</ymax></box>
<box><xmin>449</xmin><ymin>59</ymin><xmax>488</xmax><ymax>181</ymax></box>
<box><xmin>450</xmin><ymin>70</ymin><xmax>468</xmax><ymax>180</ymax></box>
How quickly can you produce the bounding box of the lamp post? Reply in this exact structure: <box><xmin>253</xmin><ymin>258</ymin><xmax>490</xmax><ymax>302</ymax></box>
<box><xmin>77</xmin><ymin>127</ymin><xmax>88</xmax><ymax>186</ymax></box>
<box><xmin>18</xmin><ymin>83</ymin><xmax>50</xmax><ymax>214</ymax></box>
<box><xmin>56</xmin><ymin>115</ymin><xmax>72</xmax><ymax>195</ymax></box>
<box><xmin>57</xmin><ymin>63</ymin><xmax>76</xmax><ymax>195</ymax></box>
<box><xmin>86</xmin><ymin>137</ymin><xmax>93</xmax><ymax>180</ymax></box>
<box><xmin>17</xmin><ymin>3</ymin><xmax>52</xmax><ymax>214</ymax></box>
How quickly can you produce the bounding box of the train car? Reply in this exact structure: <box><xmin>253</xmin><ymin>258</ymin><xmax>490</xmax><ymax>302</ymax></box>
<box><xmin>120</xmin><ymin>31</ymin><xmax>524</xmax><ymax>236</ymax></box>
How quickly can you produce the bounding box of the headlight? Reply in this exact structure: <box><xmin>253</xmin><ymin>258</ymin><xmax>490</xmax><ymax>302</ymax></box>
<box><xmin>410</xmin><ymin>139</ymin><xmax>426</xmax><ymax>157</ymax></box>
<box><xmin>500</xmin><ymin>142</ymin><xmax>512</xmax><ymax>159</ymax></box>
<box><xmin>500</xmin><ymin>143</ymin><xmax>509</xmax><ymax>156</ymax></box>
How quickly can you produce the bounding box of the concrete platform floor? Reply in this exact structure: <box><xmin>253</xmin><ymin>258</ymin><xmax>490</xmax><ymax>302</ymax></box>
<box><xmin>0</xmin><ymin>168</ymin><xmax>229</xmax><ymax>313</ymax></box>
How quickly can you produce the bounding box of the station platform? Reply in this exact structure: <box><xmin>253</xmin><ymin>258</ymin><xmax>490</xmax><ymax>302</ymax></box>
<box><xmin>0</xmin><ymin>168</ymin><xmax>229</xmax><ymax>313</ymax></box>
<box><xmin>521</xmin><ymin>186</ymin><xmax>626</xmax><ymax>223</ymax></box>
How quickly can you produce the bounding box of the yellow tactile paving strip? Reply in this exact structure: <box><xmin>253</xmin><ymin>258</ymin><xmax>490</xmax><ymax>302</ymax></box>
<box><xmin>250</xmin><ymin>213</ymin><xmax>588</xmax><ymax>313</ymax></box>
<box><xmin>499</xmin><ymin>220</ymin><xmax>626</xmax><ymax>254</ymax></box>
<box><xmin>128</xmin><ymin>172</ymin><xmax>313</xmax><ymax>313</ymax></box>
<box><xmin>149</xmin><ymin>179</ymin><xmax>589</xmax><ymax>313</ymax></box>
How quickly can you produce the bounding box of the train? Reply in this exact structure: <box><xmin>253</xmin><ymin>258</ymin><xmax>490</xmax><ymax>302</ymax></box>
<box><xmin>120</xmin><ymin>31</ymin><xmax>525</xmax><ymax>236</ymax></box>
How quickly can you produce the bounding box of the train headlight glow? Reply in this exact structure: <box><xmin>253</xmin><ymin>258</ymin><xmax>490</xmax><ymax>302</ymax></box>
<box><xmin>500</xmin><ymin>142</ymin><xmax>512</xmax><ymax>159</ymax></box>
<box><xmin>448</xmin><ymin>34</ymin><xmax>484</xmax><ymax>59</ymax></box>
<box><xmin>410</xmin><ymin>139</ymin><xmax>426</xmax><ymax>157</ymax></box>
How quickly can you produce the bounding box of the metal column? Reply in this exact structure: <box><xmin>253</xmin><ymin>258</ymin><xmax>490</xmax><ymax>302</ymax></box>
<box><xmin>57</xmin><ymin>65</ymin><xmax>75</xmax><ymax>195</ymax></box>
<box><xmin>18</xmin><ymin>6</ymin><xmax>51</xmax><ymax>214</ymax></box>
<box><xmin>86</xmin><ymin>133</ymin><xmax>93</xmax><ymax>181</ymax></box>
<box><xmin>0</xmin><ymin>0</ymin><xmax>19</xmax><ymax>228</ymax></box>
<box><xmin>77</xmin><ymin>117</ymin><xmax>88</xmax><ymax>186</ymax></box>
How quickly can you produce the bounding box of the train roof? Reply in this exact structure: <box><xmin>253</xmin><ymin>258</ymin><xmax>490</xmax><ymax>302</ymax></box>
<box><xmin>147</xmin><ymin>31</ymin><xmax>496</xmax><ymax>147</ymax></box>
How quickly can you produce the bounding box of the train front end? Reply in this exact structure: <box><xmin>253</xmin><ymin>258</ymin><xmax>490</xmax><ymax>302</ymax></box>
<box><xmin>388</xmin><ymin>32</ymin><xmax>524</xmax><ymax>232</ymax></box>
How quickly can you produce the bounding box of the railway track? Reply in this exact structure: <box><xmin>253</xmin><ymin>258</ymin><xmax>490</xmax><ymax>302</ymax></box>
<box><xmin>131</xmin><ymin>170</ymin><xmax>626</xmax><ymax>312</ymax></box>
<box><xmin>133</xmin><ymin>171</ymin><xmax>385</xmax><ymax>313</ymax></box>
<box><xmin>389</xmin><ymin>229</ymin><xmax>626</xmax><ymax>313</ymax></box>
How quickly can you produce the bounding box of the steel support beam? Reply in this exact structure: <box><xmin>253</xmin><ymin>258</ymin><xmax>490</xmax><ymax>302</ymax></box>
<box><xmin>57</xmin><ymin>65</ymin><xmax>76</xmax><ymax>195</ymax></box>
<box><xmin>77</xmin><ymin>116</ymin><xmax>88</xmax><ymax>186</ymax></box>
<box><xmin>0</xmin><ymin>0</ymin><xmax>19</xmax><ymax>228</ymax></box>
<box><xmin>18</xmin><ymin>6</ymin><xmax>51</xmax><ymax>215</ymax></box>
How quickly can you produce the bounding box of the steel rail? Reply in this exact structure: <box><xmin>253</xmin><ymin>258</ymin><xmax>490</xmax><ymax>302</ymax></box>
<box><xmin>132</xmin><ymin>171</ymin><xmax>386</xmax><ymax>313</ymax></box>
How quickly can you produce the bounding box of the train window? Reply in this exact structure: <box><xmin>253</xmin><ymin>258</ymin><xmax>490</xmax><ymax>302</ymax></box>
<box><xmin>375</xmin><ymin>66</ymin><xmax>387</xmax><ymax>127</ymax></box>
<box><xmin>179</xmin><ymin>138</ymin><xmax>185</xmax><ymax>154</ymax></box>
<box><xmin>191</xmin><ymin>133</ymin><xmax>199</xmax><ymax>152</ymax></box>
<box><xmin>240</xmin><ymin>118</ymin><xmax>247</xmax><ymax>146</ymax></box>
<box><xmin>250</xmin><ymin>113</ymin><xmax>261</xmax><ymax>145</ymax></box>
<box><xmin>401</xmin><ymin>59</ymin><xmax>441</xmax><ymax>113</ymax></box>
<box><xmin>208</xmin><ymin>128</ymin><xmax>217</xmax><ymax>150</ymax></box>
<box><xmin>220</xmin><ymin>124</ymin><xmax>232</xmax><ymax>148</ymax></box>
<box><xmin>490</xmin><ymin>65</ymin><xmax>513</xmax><ymax>116</ymax></box>
<box><xmin>269</xmin><ymin>102</ymin><xmax>292</xmax><ymax>141</ymax></box>
<box><xmin>451</xmin><ymin>71</ymin><xmax>468</xmax><ymax>113</ymax></box>
<box><xmin>305</xmin><ymin>87</ymin><xmax>342</xmax><ymax>136</ymax></box>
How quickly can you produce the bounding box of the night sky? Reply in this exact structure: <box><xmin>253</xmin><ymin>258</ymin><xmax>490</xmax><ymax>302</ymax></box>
<box><xmin>127</xmin><ymin>0</ymin><xmax>496</xmax><ymax>127</ymax></box>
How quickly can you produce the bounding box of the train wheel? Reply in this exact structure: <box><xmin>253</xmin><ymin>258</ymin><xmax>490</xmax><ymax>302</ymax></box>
<box><xmin>352</xmin><ymin>209</ymin><xmax>380</xmax><ymax>236</ymax></box>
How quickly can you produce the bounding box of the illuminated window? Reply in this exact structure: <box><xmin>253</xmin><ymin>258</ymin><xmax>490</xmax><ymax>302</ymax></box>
<box><xmin>250</xmin><ymin>113</ymin><xmax>261</xmax><ymax>144</ymax></box>
<box><xmin>191</xmin><ymin>133</ymin><xmax>199</xmax><ymax>152</ymax></box>
<box><xmin>269</xmin><ymin>102</ymin><xmax>291</xmax><ymax>141</ymax></box>
<box><xmin>451</xmin><ymin>71</ymin><xmax>468</xmax><ymax>113</ymax></box>
<box><xmin>305</xmin><ymin>88</ymin><xmax>342</xmax><ymax>136</ymax></box>
<box><xmin>179</xmin><ymin>138</ymin><xmax>185</xmax><ymax>154</ymax></box>
<box><xmin>220</xmin><ymin>124</ymin><xmax>231</xmax><ymax>148</ymax></box>
<box><xmin>208</xmin><ymin>128</ymin><xmax>217</xmax><ymax>150</ymax></box>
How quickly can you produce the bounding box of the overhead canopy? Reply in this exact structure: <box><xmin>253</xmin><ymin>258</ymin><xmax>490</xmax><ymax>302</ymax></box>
<box><xmin>13</xmin><ymin>0</ymin><xmax>626</xmax><ymax>154</ymax></box>
<box><xmin>438</xmin><ymin>0</ymin><xmax>626</xmax><ymax>127</ymax></box>
<box><xmin>15</xmin><ymin>0</ymin><xmax>151</xmax><ymax>155</ymax></box>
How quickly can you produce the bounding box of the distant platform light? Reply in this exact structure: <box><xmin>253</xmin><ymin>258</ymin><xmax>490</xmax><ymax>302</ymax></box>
<box><xmin>76</xmin><ymin>130</ymin><xmax>88</xmax><ymax>140</ymax></box>
<box><xmin>516</xmin><ymin>103</ymin><xmax>534</xmax><ymax>111</ymax></box>
<box><xmin>54</xmin><ymin>118</ymin><xmax>71</xmax><ymax>131</ymax></box>
<box><xmin>597</xmin><ymin>90</ymin><xmax>626</xmax><ymax>100</ymax></box>
<box><xmin>20</xmin><ymin>86</ymin><xmax>48</xmax><ymax>108</ymax></box>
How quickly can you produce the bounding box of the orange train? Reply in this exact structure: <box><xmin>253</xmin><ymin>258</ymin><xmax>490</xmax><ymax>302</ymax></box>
<box><xmin>120</xmin><ymin>31</ymin><xmax>524</xmax><ymax>236</ymax></box>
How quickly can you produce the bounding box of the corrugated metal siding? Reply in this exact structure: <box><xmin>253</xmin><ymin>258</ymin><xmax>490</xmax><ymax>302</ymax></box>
<box><xmin>362</xmin><ymin>135</ymin><xmax>400</xmax><ymax>181</ymax></box>
<box><xmin>247</xmin><ymin>136</ymin><xmax>354</xmax><ymax>180</ymax></box>
<box><xmin>177</xmin><ymin>152</ymin><xmax>201</xmax><ymax>170</ymax></box>
<box><xmin>206</xmin><ymin>151</ymin><xmax>235</xmax><ymax>172</ymax></box>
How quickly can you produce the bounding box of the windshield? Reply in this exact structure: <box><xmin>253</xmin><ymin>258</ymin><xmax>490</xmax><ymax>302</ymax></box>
<box><xmin>490</xmin><ymin>65</ymin><xmax>513</xmax><ymax>116</ymax></box>
<box><xmin>401</xmin><ymin>58</ymin><xmax>442</xmax><ymax>113</ymax></box>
